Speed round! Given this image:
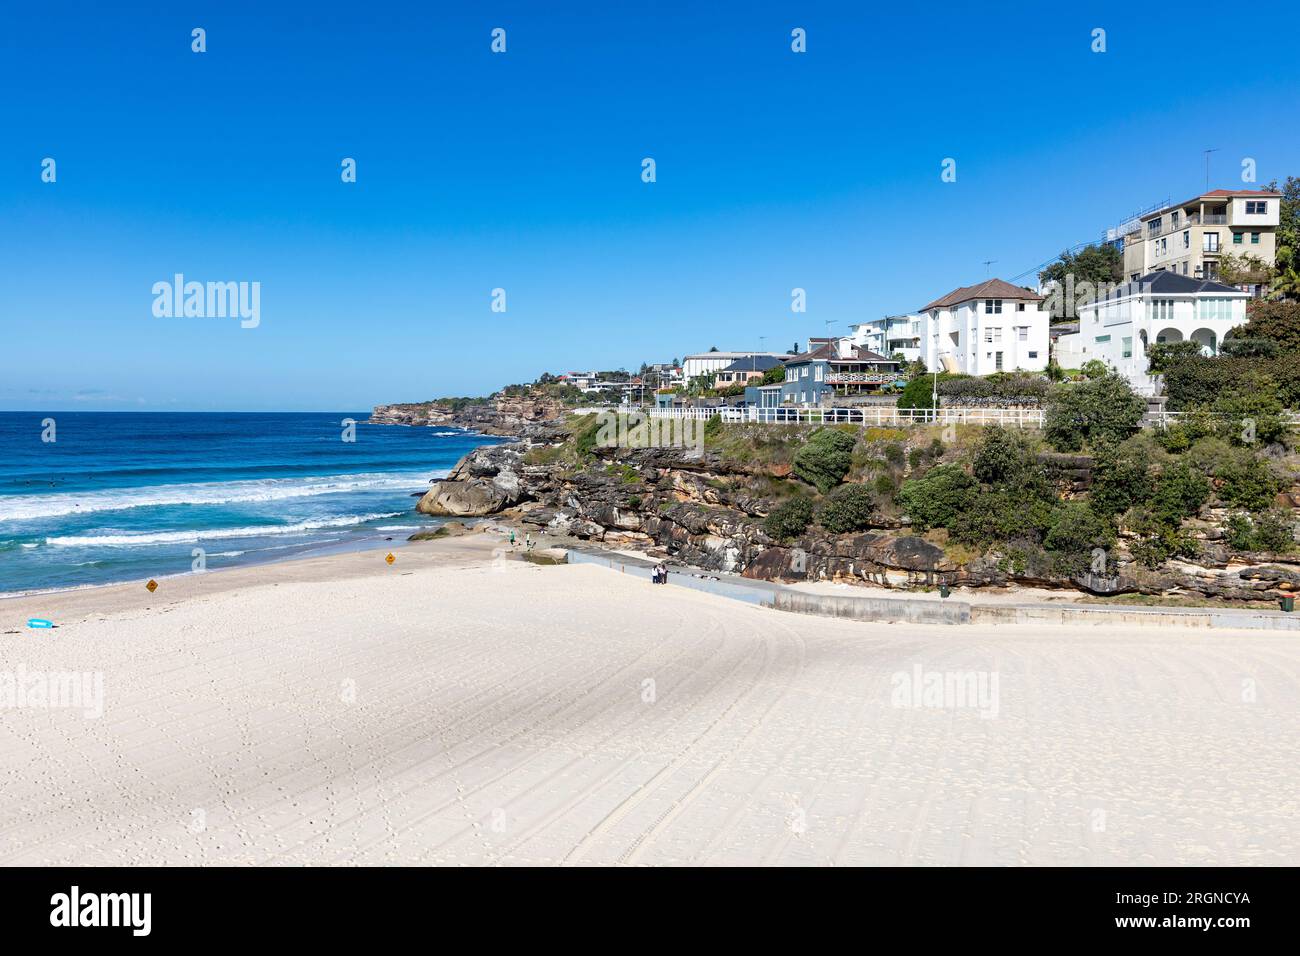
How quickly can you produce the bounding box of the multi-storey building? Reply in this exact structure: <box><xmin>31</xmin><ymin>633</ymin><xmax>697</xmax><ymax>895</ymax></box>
<box><xmin>681</xmin><ymin>351</ymin><xmax>785</xmax><ymax>381</ymax></box>
<box><xmin>779</xmin><ymin>339</ymin><xmax>900</xmax><ymax>405</ymax></box>
<box><xmin>1053</xmin><ymin>271</ymin><xmax>1248</xmax><ymax>395</ymax></box>
<box><xmin>1118</xmin><ymin>189</ymin><xmax>1281</xmax><ymax>289</ymax></box>
<box><xmin>917</xmin><ymin>279</ymin><xmax>1049</xmax><ymax>375</ymax></box>
<box><xmin>848</xmin><ymin>314</ymin><xmax>924</xmax><ymax>363</ymax></box>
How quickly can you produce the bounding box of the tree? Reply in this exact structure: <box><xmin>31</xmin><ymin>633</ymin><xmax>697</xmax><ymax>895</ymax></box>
<box><xmin>1219</xmin><ymin>337</ymin><xmax>1278</xmax><ymax>359</ymax></box>
<box><xmin>760</xmin><ymin>364</ymin><xmax>787</xmax><ymax>386</ymax></box>
<box><xmin>897</xmin><ymin>464</ymin><xmax>978</xmax><ymax>531</ymax></box>
<box><xmin>1266</xmin><ymin>177</ymin><xmax>1299</xmax><ymax>300</ymax></box>
<box><xmin>1146</xmin><ymin>340</ymin><xmax>1204</xmax><ymax>373</ymax></box>
<box><xmin>1043</xmin><ymin>502</ymin><xmax>1116</xmax><ymax>575</ymax></box>
<box><xmin>1039</xmin><ymin>243</ymin><xmax>1124</xmax><ymax>287</ymax></box>
<box><xmin>1240</xmin><ymin>299</ymin><xmax>1300</xmax><ymax>352</ymax></box>
<box><xmin>1043</xmin><ymin>373</ymin><xmax>1145</xmax><ymax>451</ymax></box>
<box><xmin>764</xmin><ymin>497</ymin><xmax>815</xmax><ymax>542</ymax></box>
<box><xmin>816</xmin><ymin>484</ymin><xmax>876</xmax><ymax>534</ymax></box>
<box><xmin>1219</xmin><ymin>252</ymin><xmax>1274</xmax><ymax>287</ymax></box>
<box><xmin>792</xmin><ymin>428</ymin><xmax>857</xmax><ymax>493</ymax></box>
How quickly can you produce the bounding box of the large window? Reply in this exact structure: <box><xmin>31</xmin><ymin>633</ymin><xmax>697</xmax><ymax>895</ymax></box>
<box><xmin>985</xmin><ymin>299</ymin><xmax>1002</xmax><ymax>314</ymax></box>
<box><xmin>1246</xmin><ymin>200</ymin><xmax>1268</xmax><ymax>215</ymax></box>
<box><xmin>1122</xmin><ymin>337</ymin><xmax>1133</xmax><ymax>358</ymax></box>
<box><xmin>1204</xmin><ymin>233</ymin><xmax>1220</xmax><ymax>252</ymax></box>
<box><xmin>983</xmin><ymin>327</ymin><xmax>1002</xmax><ymax>343</ymax></box>
<box><xmin>1197</xmin><ymin>298</ymin><xmax>1234</xmax><ymax>322</ymax></box>
<box><xmin>1148</xmin><ymin>217</ymin><xmax>1162</xmax><ymax>235</ymax></box>
<box><xmin>1017</xmin><ymin>326</ymin><xmax>1028</xmax><ymax>341</ymax></box>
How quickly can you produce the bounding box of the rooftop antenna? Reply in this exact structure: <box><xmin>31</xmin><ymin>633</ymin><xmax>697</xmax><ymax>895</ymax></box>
<box><xmin>1203</xmin><ymin>147</ymin><xmax>1219</xmax><ymax>191</ymax></box>
<box><xmin>982</xmin><ymin>259</ymin><xmax>998</xmax><ymax>277</ymax></box>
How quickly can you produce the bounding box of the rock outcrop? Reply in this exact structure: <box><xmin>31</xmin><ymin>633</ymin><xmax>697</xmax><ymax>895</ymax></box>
<box><xmin>370</xmin><ymin>396</ymin><xmax>568</xmax><ymax>438</ymax></box>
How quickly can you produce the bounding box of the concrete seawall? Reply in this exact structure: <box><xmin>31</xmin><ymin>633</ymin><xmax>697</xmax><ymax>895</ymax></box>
<box><xmin>764</xmin><ymin>590</ymin><xmax>972</xmax><ymax>625</ymax></box>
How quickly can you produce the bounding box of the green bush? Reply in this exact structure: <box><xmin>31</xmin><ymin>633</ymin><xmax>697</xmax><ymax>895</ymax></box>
<box><xmin>883</xmin><ymin>442</ymin><xmax>906</xmax><ymax>468</ymax></box>
<box><xmin>952</xmin><ymin>488</ymin><xmax>1057</xmax><ymax>547</ymax></box>
<box><xmin>971</xmin><ymin>426</ymin><xmax>1036</xmax><ymax>485</ymax></box>
<box><xmin>1043</xmin><ymin>373</ymin><xmax>1145</xmax><ymax>451</ymax></box>
<box><xmin>1145</xmin><ymin>340</ymin><xmax>1204</xmax><ymax>374</ymax></box>
<box><xmin>1225</xmin><ymin>510</ymin><xmax>1295</xmax><ymax>553</ymax></box>
<box><xmin>1043</xmin><ymin>502</ymin><xmax>1116</xmax><ymax>575</ymax></box>
<box><xmin>764</xmin><ymin>496</ymin><xmax>816</xmax><ymax>542</ymax></box>
<box><xmin>897</xmin><ymin>374</ymin><xmax>949</xmax><ymax>410</ymax></box>
<box><xmin>816</xmin><ymin>484</ymin><xmax>877</xmax><ymax>534</ymax></box>
<box><xmin>1185</xmin><ymin>439</ymin><xmax>1278</xmax><ymax>511</ymax></box>
<box><xmin>1090</xmin><ymin>441</ymin><xmax>1154</xmax><ymax>518</ymax></box>
<box><xmin>1150</xmin><ymin>459</ymin><xmax>1211</xmax><ymax>527</ymax></box>
<box><xmin>792</xmin><ymin>428</ymin><xmax>857</xmax><ymax>493</ymax></box>
<box><xmin>897</xmin><ymin>464</ymin><xmax>977</xmax><ymax>532</ymax></box>
<box><xmin>1162</xmin><ymin>354</ymin><xmax>1300</xmax><ymax>410</ymax></box>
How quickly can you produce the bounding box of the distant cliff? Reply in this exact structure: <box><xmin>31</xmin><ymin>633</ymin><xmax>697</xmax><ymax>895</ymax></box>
<box><xmin>370</xmin><ymin>395</ymin><xmax>568</xmax><ymax>437</ymax></box>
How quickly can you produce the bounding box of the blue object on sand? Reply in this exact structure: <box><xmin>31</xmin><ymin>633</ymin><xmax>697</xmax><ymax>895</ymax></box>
<box><xmin>27</xmin><ymin>618</ymin><xmax>54</xmax><ymax>629</ymax></box>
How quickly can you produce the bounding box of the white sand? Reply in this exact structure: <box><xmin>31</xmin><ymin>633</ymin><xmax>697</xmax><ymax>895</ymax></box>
<box><xmin>2</xmin><ymin>534</ymin><xmax>1297</xmax><ymax>866</ymax></box>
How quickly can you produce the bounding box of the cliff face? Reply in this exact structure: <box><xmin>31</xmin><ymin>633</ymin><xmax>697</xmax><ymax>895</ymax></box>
<box><xmin>415</xmin><ymin>439</ymin><xmax>1300</xmax><ymax>604</ymax></box>
<box><xmin>369</xmin><ymin>396</ymin><xmax>567</xmax><ymax>437</ymax></box>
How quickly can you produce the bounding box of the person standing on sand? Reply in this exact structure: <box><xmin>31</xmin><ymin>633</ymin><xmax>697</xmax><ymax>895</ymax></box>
<box><xmin>509</xmin><ymin>530</ymin><xmax>516</xmax><ymax>548</ymax></box>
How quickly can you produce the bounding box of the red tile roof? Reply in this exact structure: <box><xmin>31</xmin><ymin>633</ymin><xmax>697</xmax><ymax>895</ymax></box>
<box><xmin>919</xmin><ymin>278</ymin><xmax>1042</xmax><ymax>313</ymax></box>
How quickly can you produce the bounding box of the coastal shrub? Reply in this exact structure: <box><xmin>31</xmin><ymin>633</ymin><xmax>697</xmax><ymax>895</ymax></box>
<box><xmin>1210</xmin><ymin>386</ymin><xmax>1286</xmax><ymax>447</ymax></box>
<box><xmin>952</xmin><ymin>488</ymin><xmax>1057</xmax><ymax>547</ymax></box>
<box><xmin>703</xmin><ymin>414</ymin><xmax>724</xmax><ymax>442</ymax></box>
<box><xmin>1129</xmin><ymin>529</ymin><xmax>1203</xmax><ymax>569</ymax></box>
<box><xmin>1219</xmin><ymin>337</ymin><xmax>1279</xmax><ymax>359</ymax></box>
<box><xmin>1185</xmin><ymin>439</ymin><xmax>1278</xmax><ymax>511</ymax></box>
<box><xmin>572</xmin><ymin>414</ymin><xmax>603</xmax><ymax>459</ymax></box>
<box><xmin>1146</xmin><ymin>340</ymin><xmax>1205</xmax><ymax>374</ymax></box>
<box><xmin>971</xmin><ymin>426</ymin><xmax>1036</xmax><ymax>485</ymax></box>
<box><xmin>937</xmin><ymin>374</ymin><xmax>1052</xmax><ymax>407</ymax></box>
<box><xmin>1043</xmin><ymin>373</ymin><xmax>1145</xmax><ymax>451</ymax></box>
<box><xmin>873</xmin><ymin>472</ymin><xmax>897</xmax><ymax>497</ymax></box>
<box><xmin>816</xmin><ymin>484</ymin><xmax>877</xmax><ymax>534</ymax></box>
<box><xmin>1089</xmin><ymin>441</ymin><xmax>1155</xmax><ymax>518</ymax></box>
<box><xmin>1162</xmin><ymin>354</ymin><xmax>1300</xmax><ymax>410</ymax></box>
<box><xmin>763</xmin><ymin>496</ymin><xmax>815</xmax><ymax>542</ymax></box>
<box><xmin>883</xmin><ymin>442</ymin><xmax>906</xmax><ymax>468</ymax></box>
<box><xmin>1225</xmin><ymin>510</ymin><xmax>1295</xmax><ymax>553</ymax></box>
<box><xmin>1150</xmin><ymin>459</ymin><xmax>1211</xmax><ymax>527</ymax></box>
<box><xmin>897</xmin><ymin>464</ymin><xmax>977</xmax><ymax>532</ymax></box>
<box><xmin>1080</xmin><ymin>359</ymin><xmax>1109</xmax><ymax>380</ymax></box>
<box><xmin>1043</xmin><ymin>502</ymin><xmax>1116</xmax><ymax>575</ymax></box>
<box><xmin>907</xmin><ymin>447</ymin><xmax>924</xmax><ymax>470</ymax></box>
<box><xmin>897</xmin><ymin>374</ymin><xmax>952</xmax><ymax>411</ymax></box>
<box><xmin>792</xmin><ymin>428</ymin><xmax>857</xmax><ymax>493</ymax></box>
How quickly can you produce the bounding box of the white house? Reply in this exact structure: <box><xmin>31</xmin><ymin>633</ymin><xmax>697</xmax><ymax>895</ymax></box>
<box><xmin>1054</xmin><ymin>271</ymin><xmax>1249</xmax><ymax>395</ymax></box>
<box><xmin>849</xmin><ymin>314</ymin><xmax>924</xmax><ymax>364</ymax></box>
<box><xmin>917</xmin><ymin>279</ymin><xmax>1049</xmax><ymax>375</ymax></box>
<box><xmin>681</xmin><ymin>351</ymin><xmax>785</xmax><ymax>380</ymax></box>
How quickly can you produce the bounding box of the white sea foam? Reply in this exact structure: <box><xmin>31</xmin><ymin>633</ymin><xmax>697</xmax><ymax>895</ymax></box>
<box><xmin>45</xmin><ymin>512</ymin><xmax>402</xmax><ymax>547</ymax></box>
<box><xmin>0</xmin><ymin>472</ymin><xmax>445</xmax><ymax>523</ymax></box>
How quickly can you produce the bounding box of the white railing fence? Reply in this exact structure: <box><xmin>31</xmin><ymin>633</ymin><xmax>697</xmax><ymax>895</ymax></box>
<box><xmin>647</xmin><ymin>406</ymin><xmax>1047</xmax><ymax>427</ymax></box>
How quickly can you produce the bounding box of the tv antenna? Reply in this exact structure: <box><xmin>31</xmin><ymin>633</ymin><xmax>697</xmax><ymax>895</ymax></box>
<box><xmin>1203</xmin><ymin>148</ymin><xmax>1219</xmax><ymax>191</ymax></box>
<box><xmin>982</xmin><ymin>259</ymin><xmax>998</xmax><ymax>277</ymax></box>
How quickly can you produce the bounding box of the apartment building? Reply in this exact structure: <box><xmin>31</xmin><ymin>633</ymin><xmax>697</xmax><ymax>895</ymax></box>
<box><xmin>713</xmin><ymin>355</ymin><xmax>785</xmax><ymax>390</ymax></box>
<box><xmin>681</xmin><ymin>351</ymin><xmax>785</xmax><ymax>380</ymax></box>
<box><xmin>1054</xmin><ymin>271</ymin><xmax>1248</xmax><ymax>395</ymax></box>
<box><xmin>848</xmin><ymin>314</ymin><xmax>924</xmax><ymax>363</ymax></box>
<box><xmin>917</xmin><ymin>279</ymin><xmax>1049</xmax><ymax>376</ymax></box>
<box><xmin>1118</xmin><ymin>189</ymin><xmax>1281</xmax><ymax>289</ymax></box>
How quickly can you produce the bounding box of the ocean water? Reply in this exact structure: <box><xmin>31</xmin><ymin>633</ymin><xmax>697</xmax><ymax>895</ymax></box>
<box><xmin>0</xmin><ymin>412</ymin><xmax>500</xmax><ymax>595</ymax></box>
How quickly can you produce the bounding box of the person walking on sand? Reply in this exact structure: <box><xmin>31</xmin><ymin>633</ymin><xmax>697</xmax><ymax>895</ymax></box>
<box><xmin>509</xmin><ymin>530</ymin><xmax>516</xmax><ymax>549</ymax></box>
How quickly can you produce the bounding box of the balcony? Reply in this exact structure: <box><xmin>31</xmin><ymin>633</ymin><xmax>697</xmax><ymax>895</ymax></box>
<box><xmin>826</xmin><ymin>372</ymin><xmax>895</xmax><ymax>385</ymax></box>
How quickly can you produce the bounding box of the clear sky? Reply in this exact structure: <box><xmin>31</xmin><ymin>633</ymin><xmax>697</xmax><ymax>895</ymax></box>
<box><xmin>2</xmin><ymin>0</ymin><xmax>1297</xmax><ymax>411</ymax></box>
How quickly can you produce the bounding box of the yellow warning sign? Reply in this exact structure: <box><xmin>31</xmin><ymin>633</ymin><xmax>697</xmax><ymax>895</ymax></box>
<box><xmin>145</xmin><ymin>579</ymin><xmax>158</xmax><ymax>593</ymax></box>
<box><xmin>385</xmin><ymin>553</ymin><xmax>395</xmax><ymax>565</ymax></box>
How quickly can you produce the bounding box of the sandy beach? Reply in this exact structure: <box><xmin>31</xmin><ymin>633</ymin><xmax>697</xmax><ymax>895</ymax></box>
<box><xmin>2</xmin><ymin>531</ymin><xmax>1297</xmax><ymax>866</ymax></box>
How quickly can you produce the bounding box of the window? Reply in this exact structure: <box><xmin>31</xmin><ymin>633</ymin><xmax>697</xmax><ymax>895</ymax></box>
<box><xmin>814</xmin><ymin>365</ymin><xmax>823</xmax><ymax>382</ymax></box>
<box><xmin>1148</xmin><ymin>217</ymin><xmax>1162</xmax><ymax>235</ymax></box>
<box><xmin>995</xmin><ymin>352</ymin><xmax>1003</xmax><ymax>371</ymax></box>
<box><xmin>1028</xmin><ymin>351</ymin><xmax>1038</xmax><ymax>359</ymax></box>
<box><xmin>983</xmin><ymin>327</ymin><xmax>1002</xmax><ymax>343</ymax></box>
<box><xmin>800</xmin><ymin>366</ymin><xmax>808</xmax><ymax>379</ymax></box>
<box><xmin>1246</xmin><ymin>200</ymin><xmax>1268</xmax><ymax>215</ymax></box>
<box><xmin>1251</xmin><ymin>232</ymin><xmax>1261</xmax><ymax>244</ymax></box>
<box><xmin>1233</xmin><ymin>232</ymin><xmax>1244</xmax><ymax>244</ymax></box>
<box><xmin>1122</xmin><ymin>337</ymin><xmax>1132</xmax><ymax>358</ymax></box>
<box><xmin>1017</xmin><ymin>326</ymin><xmax>1028</xmax><ymax>342</ymax></box>
<box><xmin>1171</xmin><ymin>211</ymin><xmax>1180</xmax><ymax>227</ymax></box>
<box><xmin>1197</xmin><ymin>298</ymin><xmax>1233</xmax><ymax>322</ymax></box>
<box><xmin>1204</xmin><ymin>232</ymin><xmax>1220</xmax><ymax>252</ymax></box>
<box><xmin>984</xmin><ymin>299</ymin><xmax>1003</xmax><ymax>314</ymax></box>
<box><xmin>1183</xmin><ymin>231</ymin><xmax>1190</xmax><ymax>248</ymax></box>
<box><xmin>1149</xmin><ymin>299</ymin><xmax>1175</xmax><ymax>322</ymax></box>
<box><xmin>1095</xmin><ymin>334</ymin><xmax>1111</xmax><ymax>343</ymax></box>
<box><xmin>1016</xmin><ymin>302</ymin><xmax>1026</xmax><ymax>312</ymax></box>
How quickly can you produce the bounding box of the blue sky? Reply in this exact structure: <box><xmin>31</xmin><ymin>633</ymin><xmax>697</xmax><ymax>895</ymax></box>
<box><xmin>2</xmin><ymin>0</ymin><xmax>1297</xmax><ymax>411</ymax></box>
